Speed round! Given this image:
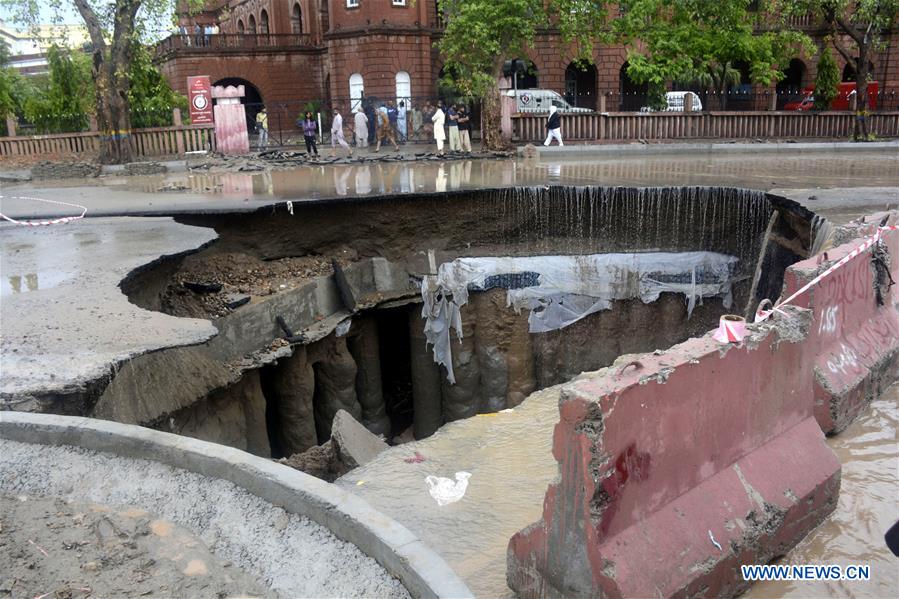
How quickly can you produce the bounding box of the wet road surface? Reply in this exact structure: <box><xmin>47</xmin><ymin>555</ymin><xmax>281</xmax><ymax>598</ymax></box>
<box><xmin>1</xmin><ymin>151</ymin><xmax>897</xmax><ymax>219</ymax></box>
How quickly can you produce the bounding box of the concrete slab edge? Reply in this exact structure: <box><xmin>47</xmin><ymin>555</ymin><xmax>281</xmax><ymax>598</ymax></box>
<box><xmin>0</xmin><ymin>411</ymin><xmax>474</xmax><ymax>599</ymax></box>
<box><xmin>521</xmin><ymin>140</ymin><xmax>899</xmax><ymax>158</ymax></box>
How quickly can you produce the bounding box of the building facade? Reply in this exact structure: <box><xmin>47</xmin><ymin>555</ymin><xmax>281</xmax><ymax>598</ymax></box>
<box><xmin>155</xmin><ymin>1</ymin><xmax>897</xmax><ymax>113</ymax></box>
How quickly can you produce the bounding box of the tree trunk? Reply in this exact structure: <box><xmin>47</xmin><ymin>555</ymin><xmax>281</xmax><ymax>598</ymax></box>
<box><xmin>92</xmin><ymin>50</ymin><xmax>134</xmax><ymax>164</ymax></box>
<box><xmin>854</xmin><ymin>44</ymin><xmax>870</xmax><ymax>141</ymax></box>
<box><xmin>481</xmin><ymin>84</ymin><xmax>506</xmax><ymax>151</ymax></box>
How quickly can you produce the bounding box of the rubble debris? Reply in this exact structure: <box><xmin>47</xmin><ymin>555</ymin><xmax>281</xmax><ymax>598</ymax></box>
<box><xmin>186</xmin><ymin>149</ymin><xmax>514</xmax><ymax>174</ymax></box>
<box><xmin>31</xmin><ymin>161</ymin><xmax>100</xmax><ymax>180</ymax></box>
<box><xmin>278</xmin><ymin>409</ymin><xmax>387</xmax><ymax>481</ymax></box>
<box><xmin>124</xmin><ymin>162</ymin><xmax>167</xmax><ymax>176</ymax></box>
<box><xmin>182</xmin><ymin>281</ymin><xmax>223</xmax><ymax>294</ymax></box>
<box><xmin>223</xmin><ymin>293</ymin><xmax>251</xmax><ymax>310</ymax></box>
<box><xmin>331</xmin><ymin>409</ymin><xmax>389</xmax><ymax>470</ymax></box>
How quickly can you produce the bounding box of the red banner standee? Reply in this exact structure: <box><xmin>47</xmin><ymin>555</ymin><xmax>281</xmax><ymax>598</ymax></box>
<box><xmin>187</xmin><ymin>76</ymin><xmax>214</xmax><ymax>125</ymax></box>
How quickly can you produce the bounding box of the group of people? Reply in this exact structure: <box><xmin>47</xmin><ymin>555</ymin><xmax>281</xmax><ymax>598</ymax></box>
<box><xmin>255</xmin><ymin>99</ymin><xmax>495</xmax><ymax>156</ymax></box>
<box><xmin>323</xmin><ymin>100</ymin><xmax>474</xmax><ymax>157</ymax></box>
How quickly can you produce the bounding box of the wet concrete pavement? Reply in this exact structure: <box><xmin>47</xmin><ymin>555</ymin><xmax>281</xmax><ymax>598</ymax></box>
<box><xmin>1</xmin><ymin>150</ymin><xmax>897</xmax><ymax>219</ymax></box>
<box><xmin>0</xmin><ymin>217</ymin><xmax>217</xmax><ymax>404</ymax></box>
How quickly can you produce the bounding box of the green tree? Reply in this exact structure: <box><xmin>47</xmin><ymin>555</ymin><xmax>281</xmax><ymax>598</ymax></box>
<box><xmin>813</xmin><ymin>42</ymin><xmax>840</xmax><ymax>110</ymax></box>
<box><xmin>773</xmin><ymin>1</ymin><xmax>898</xmax><ymax>138</ymax></box>
<box><xmin>127</xmin><ymin>44</ymin><xmax>187</xmax><ymax>128</ymax></box>
<box><xmin>23</xmin><ymin>45</ymin><xmax>94</xmax><ymax>133</ymax></box>
<box><xmin>1</xmin><ymin>0</ymin><xmax>203</xmax><ymax>163</ymax></box>
<box><xmin>0</xmin><ymin>40</ymin><xmax>17</xmax><ymax>123</ymax></box>
<box><xmin>612</xmin><ymin>0</ymin><xmax>813</xmax><ymax>110</ymax></box>
<box><xmin>435</xmin><ymin>0</ymin><xmax>609</xmax><ymax>149</ymax></box>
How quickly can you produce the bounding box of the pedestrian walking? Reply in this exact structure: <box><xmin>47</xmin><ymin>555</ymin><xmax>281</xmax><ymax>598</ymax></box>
<box><xmin>544</xmin><ymin>105</ymin><xmax>563</xmax><ymax>146</ymax></box>
<box><xmin>387</xmin><ymin>100</ymin><xmax>399</xmax><ymax>134</ymax></box>
<box><xmin>457</xmin><ymin>106</ymin><xmax>472</xmax><ymax>153</ymax></box>
<box><xmin>330</xmin><ymin>108</ymin><xmax>353</xmax><ymax>156</ymax></box>
<box><xmin>447</xmin><ymin>104</ymin><xmax>460</xmax><ymax>151</ymax></box>
<box><xmin>375</xmin><ymin>105</ymin><xmax>399</xmax><ymax>152</ymax></box>
<box><xmin>255</xmin><ymin>107</ymin><xmax>269</xmax><ymax>150</ymax></box>
<box><xmin>397</xmin><ymin>100</ymin><xmax>408</xmax><ymax>142</ymax></box>
<box><xmin>432</xmin><ymin>101</ymin><xmax>446</xmax><ymax>155</ymax></box>
<box><xmin>354</xmin><ymin>108</ymin><xmax>369</xmax><ymax>148</ymax></box>
<box><xmin>299</xmin><ymin>111</ymin><xmax>318</xmax><ymax>157</ymax></box>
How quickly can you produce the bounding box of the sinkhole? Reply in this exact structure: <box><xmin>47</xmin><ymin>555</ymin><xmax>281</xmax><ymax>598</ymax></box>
<box><xmin>103</xmin><ymin>186</ymin><xmax>819</xmax><ymax>475</ymax></box>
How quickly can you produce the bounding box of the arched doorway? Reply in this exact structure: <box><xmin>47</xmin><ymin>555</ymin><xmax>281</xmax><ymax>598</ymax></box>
<box><xmin>260</xmin><ymin>10</ymin><xmax>270</xmax><ymax>35</ymax></box>
<box><xmin>565</xmin><ymin>62</ymin><xmax>597</xmax><ymax>110</ymax></box>
<box><xmin>213</xmin><ymin>77</ymin><xmax>263</xmax><ymax>131</ymax></box>
<box><xmin>777</xmin><ymin>58</ymin><xmax>806</xmax><ymax>108</ymax></box>
<box><xmin>292</xmin><ymin>3</ymin><xmax>303</xmax><ymax>34</ymax></box>
<box><xmin>349</xmin><ymin>73</ymin><xmax>364</xmax><ymax>112</ymax></box>
<box><xmin>248</xmin><ymin>15</ymin><xmax>257</xmax><ymax>34</ymax></box>
<box><xmin>237</xmin><ymin>20</ymin><xmax>245</xmax><ymax>34</ymax></box>
<box><xmin>619</xmin><ymin>62</ymin><xmax>648</xmax><ymax>111</ymax></box>
<box><xmin>842</xmin><ymin>60</ymin><xmax>875</xmax><ymax>82</ymax></box>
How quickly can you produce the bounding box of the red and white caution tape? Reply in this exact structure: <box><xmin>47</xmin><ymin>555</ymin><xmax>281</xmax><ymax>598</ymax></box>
<box><xmin>0</xmin><ymin>195</ymin><xmax>87</xmax><ymax>226</ymax></box>
<box><xmin>755</xmin><ymin>224</ymin><xmax>899</xmax><ymax>323</ymax></box>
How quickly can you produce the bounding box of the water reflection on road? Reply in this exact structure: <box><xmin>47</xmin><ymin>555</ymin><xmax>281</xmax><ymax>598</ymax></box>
<box><xmin>121</xmin><ymin>152</ymin><xmax>899</xmax><ymax>202</ymax></box>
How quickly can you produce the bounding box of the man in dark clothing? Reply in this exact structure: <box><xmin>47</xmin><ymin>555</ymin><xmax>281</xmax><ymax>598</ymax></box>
<box><xmin>457</xmin><ymin>106</ymin><xmax>472</xmax><ymax>153</ymax></box>
<box><xmin>544</xmin><ymin>105</ymin><xmax>563</xmax><ymax>146</ymax></box>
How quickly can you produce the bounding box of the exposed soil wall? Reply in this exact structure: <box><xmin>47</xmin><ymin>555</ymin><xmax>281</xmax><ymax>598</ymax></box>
<box><xmin>94</xmin><ymin>187</ymin><xmax>816</xmax><ymax>460</ymax></box>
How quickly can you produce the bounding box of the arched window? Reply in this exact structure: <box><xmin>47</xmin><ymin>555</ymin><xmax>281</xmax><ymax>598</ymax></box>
<box><xmin>349</xmin><ymin>73</ymin><xmax>364</xmax><ymax>112</ymax></box>
<box><xmin>395</xmin><ymin>70</ymin><xmax>411</xmax><ymax>106</ymax></box>
<box><xmin>248</xmin><ymin>15</ymin><xmax>257</xmax><ymax>34</ymax></box>
<box><xmin>237</xmin><ymin>19</ymin><xmax>245</xmax><ymax>34</ymax></box>
<box><xmin>292</xmin><ymin>3</ymin><xmax>303</xmax><ymax>34</ymax></box>
<box><xmin>260</xmin><ymin>10</ymin><xmax>270</xmax><ymax>34</ymax></box>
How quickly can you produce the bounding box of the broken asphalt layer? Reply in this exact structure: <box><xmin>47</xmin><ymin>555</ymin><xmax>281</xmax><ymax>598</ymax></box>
<box><xmin>0</xmin><ymin>217</ymin><xmax>217</xmax><ymax>410</ymax></box>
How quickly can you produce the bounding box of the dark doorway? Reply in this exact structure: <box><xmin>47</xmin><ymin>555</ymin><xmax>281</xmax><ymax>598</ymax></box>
<box><xmin>506</xmin><ymin>58</ymin><xmax>539</xmax><ymax>89</ymax></box>
<box><xmin>777</xmin><ymin>58</ymin><xmax>806</xmax><ymax>108</ymax></box>
<box><xmin>212</xmin><ymin>77</ymin><xmax>263</xmax><ymax>132</ymax></box>
<box><xmin>565</xmin><ymin>62</ymin><xmax>597</xmax><ymax>110</ymax></box>
<box><xmin>619</xmin><ymin>62</ymin><xmax>648</xmax><ymax>111</ymax></box>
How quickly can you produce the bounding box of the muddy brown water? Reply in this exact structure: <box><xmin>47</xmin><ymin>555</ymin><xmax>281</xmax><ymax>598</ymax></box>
<box><xmin>747</xmin><ymin>384</ymin><xmax>899</xmax><ymax>599</ymax></box>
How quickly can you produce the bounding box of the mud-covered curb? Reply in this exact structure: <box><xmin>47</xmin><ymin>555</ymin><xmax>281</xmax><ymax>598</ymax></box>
<box><xmin>0</xmin><ymin>411</ymin><xmax>474</xmax><ymax>599</ymax></box>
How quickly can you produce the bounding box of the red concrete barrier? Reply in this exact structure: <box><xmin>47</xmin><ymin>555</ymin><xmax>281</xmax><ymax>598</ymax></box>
<box><xmin>780</xmin><ymin>212</ymin><xmax>899</xmax><ymax>434</ymax></box>
<box><xmin>507</xmin><ymin>306</ymin><xmax>841</xmax><ymax>598</ymax></box>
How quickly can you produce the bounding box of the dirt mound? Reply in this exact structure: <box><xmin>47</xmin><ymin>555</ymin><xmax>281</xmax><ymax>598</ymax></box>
<box><xmin>161</xmin><ymin>251</ymin><xmax>353</xmax><ymax>318</ymax></box>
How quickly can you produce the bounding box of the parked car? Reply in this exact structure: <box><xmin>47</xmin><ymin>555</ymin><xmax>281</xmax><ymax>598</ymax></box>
<box><xmin>784</xmin><ymin>81</ymin><xmax>879</xmax><ymax>111</ymax></box>
<box><xmin>641</xmin><ymin>91</ymin><xmax>703</xmax><ymax>112</ymax></box>
<box><xmin>664</xmin><ymin>91</ymin><xmax>703</xmax><ymax>112</ymax></box>
<box><xmin>507</xmin><ymin>89</ymin><xmax>593</xmax><ymax>113</ymax></box>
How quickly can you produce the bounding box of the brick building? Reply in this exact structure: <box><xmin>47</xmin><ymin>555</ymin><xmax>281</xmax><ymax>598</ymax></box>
<box><xmin>155</xmin><ymin>1</ymin><xmax>897</xmax><ymax>114</ymax></box>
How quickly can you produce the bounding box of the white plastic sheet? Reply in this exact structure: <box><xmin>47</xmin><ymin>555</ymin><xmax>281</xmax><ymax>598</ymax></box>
<box><xmin>425</xmin><ymin>472</ymin><xmax>472</xmax><ymax>506</ymax></box>
<box><xmin>421</xmin><ymin>252</ymin><xmax>739</xmax><ymax>383</ymax></box>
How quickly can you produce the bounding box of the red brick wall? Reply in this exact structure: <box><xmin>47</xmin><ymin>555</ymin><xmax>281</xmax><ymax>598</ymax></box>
<box><xmin>327</xmin><ymin>32</ymin><xmax>436</xmax><ymax>104</ymax></box>
<box><xmin>328</xmin><ymin>0</ymin><xmax>434</xmax><ymax>32</ymax></box>
<box><xmin>159</xmin><ymin>50</ymin><xmax>327</xmax><ymax>104</ymax></box>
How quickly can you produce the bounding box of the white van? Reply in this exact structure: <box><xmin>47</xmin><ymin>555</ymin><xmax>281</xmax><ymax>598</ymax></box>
<box><xmin>664</xmin><ymin>91</ymin><xmax>703</xmax><ymax>112</ymax></box>
<box><xmin>506</xmin><ymin>89</ymin><xmax>593</xmax><ymax>114</ymax></box>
